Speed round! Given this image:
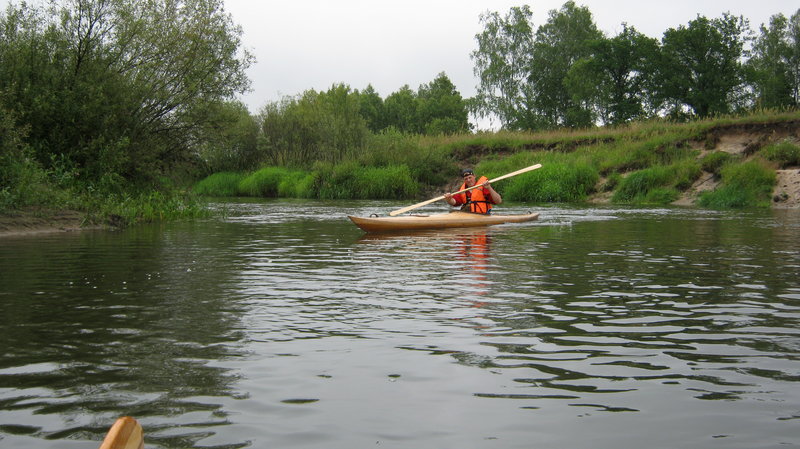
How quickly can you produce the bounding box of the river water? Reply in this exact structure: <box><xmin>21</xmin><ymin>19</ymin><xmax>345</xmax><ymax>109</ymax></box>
<box><xmin>1</xmin><ymin>199</ymin><xmax>798</xmax><ymax>449</ymax></box>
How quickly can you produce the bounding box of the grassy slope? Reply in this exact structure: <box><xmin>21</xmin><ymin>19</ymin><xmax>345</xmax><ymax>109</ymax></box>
<box><xmin>434</xmin><ymin>111</ymin><xmax>800</xmax><ymax>208</ymax></box>
<box><xmin>193</xmin><ymin>110</ymin><xmax>800</xmax><ymax>209</ymax></box>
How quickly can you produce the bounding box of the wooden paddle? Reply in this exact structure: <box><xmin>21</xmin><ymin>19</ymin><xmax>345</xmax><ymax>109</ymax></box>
<box><xmin>388</xmin><ymin>163</ymin><xmax>542</xmax><ymax>216</ymax></box>
<box><xmin>98</xmin><ymin>416</ymin><xmax>144</xmax><ymax>449</ymax></box>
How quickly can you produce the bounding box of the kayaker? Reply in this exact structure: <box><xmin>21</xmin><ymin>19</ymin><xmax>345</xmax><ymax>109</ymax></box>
<box><xmin>444</xmin><ymin>168</ymin><xmax>502</xmax><ymax>214</ymax></box>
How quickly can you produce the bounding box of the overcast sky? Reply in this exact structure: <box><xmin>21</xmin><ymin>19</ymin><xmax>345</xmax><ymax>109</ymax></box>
<box><xmin>226</xmin><ymin>0</ymin><xmax>799</xmax><ymax>118</ymax></box>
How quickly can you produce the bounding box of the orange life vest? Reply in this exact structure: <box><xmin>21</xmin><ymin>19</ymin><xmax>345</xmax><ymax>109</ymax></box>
<box><xmin>454</xmin><ymin>176</ymin><xmax>493</xmax><ymax>214</ymax></box>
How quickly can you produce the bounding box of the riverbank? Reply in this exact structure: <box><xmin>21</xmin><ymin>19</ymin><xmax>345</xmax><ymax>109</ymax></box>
<box><xmin>4</xmin><ymin>112</ymin><xmax>799</xmax><ymax>238</ymax></box>
<box><xmin>2</xmin><ymin>171</ymin><xmax>798</xmax><ymax>238</ymax></box>
<box><xmin>0</xmin><ymin>209</ymin><xmax>108</xmax><ymax>237</ymax></box>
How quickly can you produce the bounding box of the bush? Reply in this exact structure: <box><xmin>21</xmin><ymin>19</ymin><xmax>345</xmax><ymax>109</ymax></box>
<box><xmin>760</xmin><ymin>140</ymin><xmax>800</xmax><ymax>168</ymax></box>
<box><xmin>0</xmin><ymin>105</ymin><xmax>67</xmax><ymax>210</ymax></box>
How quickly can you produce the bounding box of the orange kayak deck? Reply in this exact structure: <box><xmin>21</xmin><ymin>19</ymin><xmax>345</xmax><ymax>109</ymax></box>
<box><xmin>348</xmin><ymin>211</ymin><xmax>539</xmax><ymax>232</ymax></box>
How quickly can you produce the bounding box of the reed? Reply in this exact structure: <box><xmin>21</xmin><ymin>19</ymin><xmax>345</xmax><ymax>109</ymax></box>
<box><xmin>314</xmin><ymin>162</ymin><xmax>419</xmax><ymax>200</ymax></box>
<box><xmin>192</xmin><ymin>172</ymin><xmax>246</xmax><ymax>197</ymax></box>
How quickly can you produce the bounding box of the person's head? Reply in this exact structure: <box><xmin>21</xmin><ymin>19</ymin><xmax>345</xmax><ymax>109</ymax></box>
<box><xmin>461</xmin><ymin>168</ymin><xmax>476</xmax><ymax>186</ymax></box>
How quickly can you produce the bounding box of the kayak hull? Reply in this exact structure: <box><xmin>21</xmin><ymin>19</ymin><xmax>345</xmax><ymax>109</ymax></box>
<box><xmin>348</xmin><ymin>211</ymin><xmax>539</xmax><ymax>232</ymax></box>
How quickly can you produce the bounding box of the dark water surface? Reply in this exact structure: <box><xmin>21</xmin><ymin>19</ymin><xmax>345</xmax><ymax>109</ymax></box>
<box><xmin>1</xmin><ymin>200</ymin><xmax>799</xmax><ymax>449</ymax></box>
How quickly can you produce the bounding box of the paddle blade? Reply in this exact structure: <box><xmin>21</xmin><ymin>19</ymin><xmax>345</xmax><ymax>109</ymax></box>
<box><xmin>99</xmin><ymin>416</ymin><xmax>144</xmax><ymax>449</ymax></box>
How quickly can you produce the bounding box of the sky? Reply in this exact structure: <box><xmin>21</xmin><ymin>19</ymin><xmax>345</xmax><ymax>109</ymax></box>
<box><xmin>1</xmin><ymin>0</ymin><xmax>797</xmax><ymax>124</ymax></box>
<box><xmin>225</xmin><ymin>0</ymin><xmax>799</xmax><ymax>120</ymax></box>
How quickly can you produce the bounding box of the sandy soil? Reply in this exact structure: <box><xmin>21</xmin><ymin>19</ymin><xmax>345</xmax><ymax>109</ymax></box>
<box><xmin>0</xmin><ymin>209</ymin><xmax>104</xmax><ymax>238</ymax></box>
<box><xmin>774</xmin><ymin>169</ymin><xmax>800</xmax><ymax>208</ymax></box>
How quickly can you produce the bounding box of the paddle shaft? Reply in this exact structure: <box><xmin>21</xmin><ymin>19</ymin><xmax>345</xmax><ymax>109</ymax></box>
<box><xmin>388</xmin><ymin>163</ymin><xmax>542</xmax><ymax>216</ymax></box>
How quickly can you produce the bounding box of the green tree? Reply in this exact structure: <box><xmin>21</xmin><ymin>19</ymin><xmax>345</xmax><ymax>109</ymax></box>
<box><xmin>657</xmin><ymin>13</ymin><xmax>752</xmax><ymax>118</ymax></box>
<box><xmin>529</xmin><ymin>1</ymin><xmax>603</xmax><ymax>128</ymax></box>
<box><xmin>566</xmin><ymin>24</ymin><xmax>660</xmax><ymax>125</ymax></box>
<box><xmin>316</xmin><ymin>84</ymin><xmax>369</xmax><ymax>161</ymax></box>
<box><xmin>748</xmin><ymin>10</ymin><xmax>800</xmax><ymax>108</ymax></box>
<box><xmin>358</xmin><ymin>84</ymin><xmax>385</xmax><ymax>133</ymax></box>
<box><xmin>193</xmin><ymin>101</ymin><xmax>259</xmax><ymax>174</ymax></box>
<box><xmin>0</xmin><ymin>0</ymin><xmax>253</xmax><ymax>188</ymax></box>
<box><xmin>471</xmin><ymin>5</ymin><xmax>537</xmax><ymax>130</ymax></box>
<box><xmin>257</xmin><ymin>84</ymin><xmax>368</xmax><ymax>167</ymax></box>
<box><xmin>383</xmin><ymin>85</ymin><xmax>419</xmax><ymax>133</ymax></box>
<box><xmin>790</xmin><ymin>11</ymin><xmax>800</xmax><ymax>105</ymax></box>
<box><xmin>416</xmin><ymin>72</ymin><xmax>471</xmax><ymax>134</ymax></box>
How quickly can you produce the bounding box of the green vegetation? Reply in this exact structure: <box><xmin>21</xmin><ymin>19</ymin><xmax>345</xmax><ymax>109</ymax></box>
<box><xmin>701</xmin><ymin>151</ymin><xmax>735</xmax><ymax>174</ymax></box>
<box><xmin>612</xmin><ymin>161</ymin><xmax>701</xmax><ymax>204</ymax></box>
<box><xmin>193</xmin><ymin>110</ymin><xmax>797</xmax><ymax>210</ymax></box>
<box><xmin>699</xmin><ymin>160</ymin><xmax>777</xmax><ymax>208</ymax></box>
<box><xmin>761</xmin><ymin>140</ymin><xmax>800</xmax><ymax>167</ymax></box>
<box><xmin>2</xmin><ymin>0</ymin><xmax>798</xmax><ymax>227</ymax></box>
<box><xmin>472</xmin><ymin>2</ymin><xmax>799</xmax><ymax>129</ymax></box>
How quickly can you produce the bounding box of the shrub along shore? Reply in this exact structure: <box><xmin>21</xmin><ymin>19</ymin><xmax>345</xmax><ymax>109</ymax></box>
<box><xmin>195</xmin><ymin>111</ymin><xmax>800</xmax><ymax>210</ymax></box>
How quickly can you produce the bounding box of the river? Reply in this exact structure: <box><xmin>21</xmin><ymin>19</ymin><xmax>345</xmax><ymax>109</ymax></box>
<box><xmin>1</xmin><ymin>199</ymin><xmax>798</xmax><ymax>449</ymax></box>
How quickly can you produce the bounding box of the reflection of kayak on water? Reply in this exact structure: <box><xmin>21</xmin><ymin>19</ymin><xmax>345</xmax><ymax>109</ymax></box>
<box><xmin>348</xmin><ymin>211</ymin><xmax>539</xmax><ymax>233</ymax></box>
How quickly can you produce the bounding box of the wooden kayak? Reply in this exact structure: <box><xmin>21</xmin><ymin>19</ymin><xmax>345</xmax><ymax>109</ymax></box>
<box><xmin>99</xmin><ymin>416</ymin><xmax>144</xmax><ymax>449</ymax></box>
<box><xmin>348</xmin><ymin>211</ymin><xmax>539</xmax><ymax>232</ymax></box>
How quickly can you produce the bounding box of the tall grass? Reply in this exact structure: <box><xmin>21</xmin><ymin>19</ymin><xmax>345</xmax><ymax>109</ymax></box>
<box><xmin>239</xmin><ymin>167</ymin><xmax>315</xmax><ymax>197</ymax></box>
<box><xmin>314</xmin><ymin>162</ymin><xmax>419</xmax><ymax>199</ymax></box>
<box><xmin>699</xmin><ymin>159</ymin><xmax>776</xmax><ymax>208</ymax></box>
<box><xmin>760</xmin><ymin>140</ymin><xmax>800</xmax><ymax>168</ymax></box>
<box><xmin>612</xmin><ymin>160</ymin><xmax>702</xmax><ymax>204</ymax></box>
<box><xmin>700</xmin><ymin>151</ymin><xmax>734</xmax><ymax>174</ymax></box>
<box><xmin>469</xmin><ymin>151</ymin><xmax>597</xmax><ymax>202</ymax></box>
<box><xmin>192</xmin><ymin>172</ymin><xmax>246</xmax><ymax>197</ymax></box>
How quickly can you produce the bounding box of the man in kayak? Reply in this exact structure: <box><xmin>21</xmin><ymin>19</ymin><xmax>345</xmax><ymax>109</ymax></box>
<box><xmin>444</xmin><ymin>168</ymin><xmax>502</xmax><ymax>214</ymax></box>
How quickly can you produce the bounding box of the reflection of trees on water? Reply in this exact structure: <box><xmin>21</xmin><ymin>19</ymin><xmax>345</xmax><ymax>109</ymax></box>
<box><xmin>0</xmin><ymin>225</ymin><xmax>249</xmax><ymax>445</ymax></box>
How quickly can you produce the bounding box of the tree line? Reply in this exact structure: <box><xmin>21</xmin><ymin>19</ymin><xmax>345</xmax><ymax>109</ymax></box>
<box><xmin>472</xmin><ymin>2</ymin><xmax>800</xmax><ymax>129</ymax></box>
<box><xmin>223</xmin><ymin>74</ymin><xmax>471</xmax><ymax>170</ymax></box>
<box><xmin>0</xmin><ymin>0</ymin><xmax>252</xmax><ymax>199</ymax></box>
<box><xmin>1</xmin><ymin>0</ymin><xmax>798</xmax><ymax>214</ymax></box>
